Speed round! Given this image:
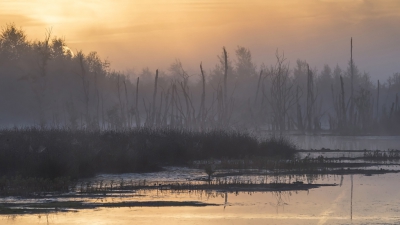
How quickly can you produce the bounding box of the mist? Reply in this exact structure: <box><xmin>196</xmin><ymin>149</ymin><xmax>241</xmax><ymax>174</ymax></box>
<box><xmin>0</xmin><ymin>24</ymin><xmax>399</xmax><ymax>135</ymax></box>
<box><xmin>1</xmin><ymin>2</ymin><xmax>400</xmax><ymax>222</ymax></box>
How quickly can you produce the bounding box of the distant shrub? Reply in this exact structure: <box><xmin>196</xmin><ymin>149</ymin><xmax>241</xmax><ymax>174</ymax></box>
<box><xmin>258</xmin><ymin>136</ymin><xmax>297</xmax><ymax>159</ymax></box>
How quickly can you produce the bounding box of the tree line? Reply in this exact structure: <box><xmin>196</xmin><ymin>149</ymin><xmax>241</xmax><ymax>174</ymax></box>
<box><xmin>0</xmin><ymin>24</ymin><xmax>399</xmax><ymax>135</ymax></box>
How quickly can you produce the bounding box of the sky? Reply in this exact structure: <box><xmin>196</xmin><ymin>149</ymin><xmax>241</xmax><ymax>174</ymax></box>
<box><xmin>1</xmin><ymin>0</ymin><xmax>400</xmax><ymax>80</ymax></box>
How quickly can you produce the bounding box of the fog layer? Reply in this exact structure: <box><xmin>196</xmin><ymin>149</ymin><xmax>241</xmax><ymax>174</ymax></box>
<box><xmin>0</xmin><ymin>24</ymin><xmax>399</xmax><ymax>135</ymax></box>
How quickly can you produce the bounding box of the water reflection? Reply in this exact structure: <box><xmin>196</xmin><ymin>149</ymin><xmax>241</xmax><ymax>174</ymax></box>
<box><xmin>292</xmin><ymin>135</ymin><xmax>400</xmax><ymax>150</ymax></box>
<box><xmin>2</xmin><ymin>173</ymin><xmax>400</xmax><ymax>224</ymax></box>
<box><xmin>224</xmin><ymin>192</ymin><xmax>227</xmax><ymax>209</ymax></box>
<box><xmin>350</xmin><ymin>174</ymin><xmax>353</xmax><ymax>221</ymax></box>
<box><xmin>269</xmin><ymin>191</ymin><xmax>290</xmax><ymax>214</ymax></box>
<box><xmin>0</xmin><ymin>174</ymin><xmax>400</xmax><ymax>225</ymax></box>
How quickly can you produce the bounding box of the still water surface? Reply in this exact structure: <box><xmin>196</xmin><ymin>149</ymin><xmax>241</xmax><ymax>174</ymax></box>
<box><xmin>292</xmin><ymin>135</ymin><xmax>400</xmax><ymax>150</ymax></box>
<box><xmin>2</xmin><ymin>136</ymin><xmax>400</xmax><ymax>224</ymax></box>
<box><xmin>2</xmin><ymin>172</ymin><xmax>400</xmax><ymax>224</ymax></box>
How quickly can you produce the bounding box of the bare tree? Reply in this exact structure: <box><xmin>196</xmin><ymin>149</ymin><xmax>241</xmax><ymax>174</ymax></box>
<box><xmin>123</xmin><ymin>78</ymin><xmax>130</xmax><ymax>128</ymax></box>
<box><xmin>223</xmin><ymin>47</ymin><xmax>228</xmax><ymax>112</ymax></box>
<box><xmin>198</xmin><ymin>63</ymin><xmax>207</xmax><ymax>130</ymax></box>
<box><xmin>264</xmin><ymin>51</ymin><xmax>295</xmax><ymax>136</ymax></box>
<box><xmin>349</xmin><ymin>38</ymin><xmax>355</xmax><ymax>127</ymax></box>
<box><xmin>116</xmin><ymin>75</ymin><xmax>122</xmax><ymax>128</ymax></box>
<box><xmin>32</xmin><ymin>28</ymin><xmax>52</xmax><ymax>128</ymax></box>
<box><xmin>151</xmin><ymin>69</ymin><xmax>159</xmax><ymax>126</ymax></box>
<box><xmin>75</xmin><ymin>51</ymin><xmax>90</xmax><ymax>129</ymax></box>
<box><xmin>135</xmin><ymin>77</ymin><xmax>141</xmax><ymax>127</ymax></box>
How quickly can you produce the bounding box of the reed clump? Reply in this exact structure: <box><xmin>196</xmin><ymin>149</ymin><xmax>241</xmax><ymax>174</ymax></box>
<box><xmin>363</xmin><ymin>149</ymin><xmax>400</xmax><ymax>160</ymax></box>
<box><xmin>257</xmin><ymin>136</ymin><xmax>297</xmax><ymax>159</ymax></box>
<box><xmin>0</xmin><ymin>127</ymin><xmax>297</xmax><ymax>180</ymax></box>
<box><xmin>0</xmin><ymin>175</ymin><xmax>71</xmax><ymax>196</ymax></box>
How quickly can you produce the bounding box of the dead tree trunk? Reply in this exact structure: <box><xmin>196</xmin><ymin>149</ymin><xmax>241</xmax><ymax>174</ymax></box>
<box><xmin>123</xmin><ymin>79</ymin><xmax>130</xmax><ymax>128</ymax></box>
<box><xmin>150</xmin><ymin>70</ymin><xmax>159</xmax><ymax>126</ymax></box>
<box><xmin>223</xmin><ymin>47</ymin><xmax>228</xmax><ymax>127</ymax></box>
<box><xmin>76</xmin><ymin>52</ymin><xmax>90</xmax><ymax>129</ymax></box>
<box><xmin>135</xmin><ymin>77</ymin><xmax>141</xmax><ymax>127</ymax></box>
<box><xmin>264</xmin><ymin>51</ymin><xmax>295</xmax><ymax>136</ymax></box>
<box><xmin>161</xmin><ymin>87</ymin><xmax>171</xmax><ymax>126</ymax></box>
<box><xmin>101</xmin><ymin>93</ymin><xmax>105</xmax><ymax>129</ymax></box>
<box><xmin>306</xmin><ymin>65</ymin><xmax>313</xmax><ymax>131</ymax></box>
<box><xmin>31</xmin><ymin>28</ymin><xmax>52</xmax><ymax>128</ymax></box>
<box><xmin>376</xmin><ymin>79</ymin><xmax>380</xmax><ymax>120</ymax></box>
<box><xmin>198</xmin><ymin>63</ymin><xmax>206</xmax><ymax>129</ymax></box>
<box><xmin>254</xmin><ymin>70</ymin><xmax>263</xmax><ymax>106</ymax></box>
<box><xmin>349</xmin><ymin>37</ymin><xmax>355</xmax><ymax>127</ymax></box>
<box><xmin>340</xmin><ymin>75</ymin><xmax>346</xmax><ymax>131</ymax></box>
<box><xmin>223</xmin><ymin>47</ymin><xmax>228</xmax><ymax>109</ymax></box>
<box><xmin>170</xmin><ymin>83</ymin><xmax>176</xmax><ymax>128</ymax></box>
<box><xmin>296</xmin><ymin>86</ymin><xmax>304</xmax><ymax>132</ymax></box>
<box><xmin>117</xmin><ymin>75</ymin><xmax>124</xmax><ymax>129</ymax></box>
<box><xmin>94</xmin><ymin>72</ymin><xmax>100</xmax><ymax>130</ymax></box>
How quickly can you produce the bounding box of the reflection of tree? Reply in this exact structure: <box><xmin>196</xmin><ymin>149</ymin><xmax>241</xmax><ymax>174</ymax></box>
<box><xmin>340</xmin><ymin>175</ymin><xmax>344</xmax><ymax>187</ymax></box>
<box><xmin>350</xmin><ymin>174</ymin><xmax>353</xmax><ymax>220</ymax></box>
<box><xmin>305</xmin><ymin>173</ymin><xmax>320</xmax><ymax>184</ymax></box>
<box><xmin>135</xmin><ymin>189</ymin><xmax>233</xmax><ymax>208</ymax></box>
<box><xmin>269</xmin><ymin>191</ymin><xmax>291</xmax><ymax>214</ymax></box>
<box><xmin>224</xmin><ymin>192</ymin><xmax>228</xmax><ymax>209</ymax></box>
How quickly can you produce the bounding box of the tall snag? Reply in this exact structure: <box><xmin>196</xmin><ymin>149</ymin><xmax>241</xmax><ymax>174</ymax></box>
<box><xmin>340</xmin><ymin>75</ymin><xmax>346</xmax><ymax>130</ymax></box>
<box><xmin>135</xmin><ymin>77</ymin><xmax>140</xmax><ymax>127</ymax></box>
<box><xmin>150</xmin><ymin>69</ymin><xmax>159</xmax><ymax>127</ymax></box>
<box><xmin>76</xmin><ymin>51</ymin><xmax>90</xmax><ymax>129</ymax></box>
<box><xmin>349</xmin><ymin>37</ymin><xmax>355</xmax><ymax>127</ymax></box>
<box><xmin>223</xmin><ymin>47</ymin><xmax>228</xmax><ymax>109</ymax></box>
<box><xmin>123</xmin><ymin>79</ymin><xmax>130</xmax><ymax>128</ymax></box>
<box><xmin>198</xmin><ymin>63</ymin><xmax>206</xmax><ymax>129</ymax></box>
<box><xmin>376</xmin><ymin>79</ymin><xmax>380</xmax><ymax>120</ymax></box>
<box><xmin>254</xmin><ymin>70</ymin><xmax>263</xmax><ymax>106</ymax></box>
<box><xmin>34</xmin><ymin>29</ymin><xmax>52</xmax><ymax>128</ymax></box>
<box><xmin>117</xmin><ymin>75</ymin><xmax>124</xmax><ymax>129</ymax></box>
<box><xmin>265</xmin><ymin>51</ymin><xmax>295</xmax><ymax>136</ymax></box>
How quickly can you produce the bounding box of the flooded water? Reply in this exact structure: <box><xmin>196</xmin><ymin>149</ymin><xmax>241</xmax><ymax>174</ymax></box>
<box><xmin>2</xmin><ymin>136</ymin><xmax>400</xmax><ymax>224</ymax></box>
<box><xmin>2</xmin><ymin>168</ymin><xmax>400</xmax><ymax>225</ymax></box>
<box><xmin>291</xmin><ymin>135</ymin><xmax>400</xmax><ymax>150</ymax></box>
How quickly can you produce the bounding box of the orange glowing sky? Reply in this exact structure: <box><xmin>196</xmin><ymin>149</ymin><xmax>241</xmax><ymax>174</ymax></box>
<box><xmin>1</xmin><ymin>0</ymin><xmax>400</xmax><ymax>78</ymax></box>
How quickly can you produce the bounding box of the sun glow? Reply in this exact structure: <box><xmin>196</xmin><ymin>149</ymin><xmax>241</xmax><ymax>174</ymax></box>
<box><xmin>62</xmin><ymin>46</ymin><xmax>75</xmax><ymax>57</ymax></box>
<box><xmin>1</xmin><ymin>0</ymin><xmax>400</xmax><ymax>77</ymax></box>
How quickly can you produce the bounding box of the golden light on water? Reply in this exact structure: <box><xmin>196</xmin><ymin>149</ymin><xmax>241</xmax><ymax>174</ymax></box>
<box><xmin>1</xmin><ymin>0</ymin><xmax>400</xmax><ymax>76</ymax></box>
<box><xmin>2</xmin><ymin>174</ymin><xmax>400</xmax><ymax>224</ymax></box>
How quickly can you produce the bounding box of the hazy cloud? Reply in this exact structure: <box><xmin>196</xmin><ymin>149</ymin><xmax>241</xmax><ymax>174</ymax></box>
<box><xmin>1</xmin><ymin>0</ymin><xmax>400</xmax><ymax>78</ymax></box>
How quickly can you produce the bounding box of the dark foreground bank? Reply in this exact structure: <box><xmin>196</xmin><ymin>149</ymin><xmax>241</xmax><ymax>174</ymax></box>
<box><xmin>0</xmin><ymin>127</ymin><xmax>296</xmax><ymax>180</ymax></box>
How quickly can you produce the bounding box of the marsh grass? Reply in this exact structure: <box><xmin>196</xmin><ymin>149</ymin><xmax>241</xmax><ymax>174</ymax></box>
<box><xmin>201</xmin><ymin>152</ymin><xmax>397</xmax><ymax>176</ymax></box>
<box><xmin>363</xmin><ymin>150</ymin><xmax>400</xmax><ymax>161</ymax></box>
<box><xmin>0</xmin><ymin>127</ymin><xmax>297</xmax><ymax>181</ymax></box>
<box><xmin>0</xmin><ymin>175</ymin><xmax>71</xmax><ymax>196</ymax></box>
<box><xmin>0</xmin><ymin>200</ymin><xmax>218</xmax><ymax>214</ymax></box>
<box><xmin>73</xmin><ymin>174</ymin><xmax>333</xmax><ymax>195</ymax></box>
<box><xmin>258</xmin><ymin>136</ymin><xmax>297</xmax><ymax>159</ymax></box>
